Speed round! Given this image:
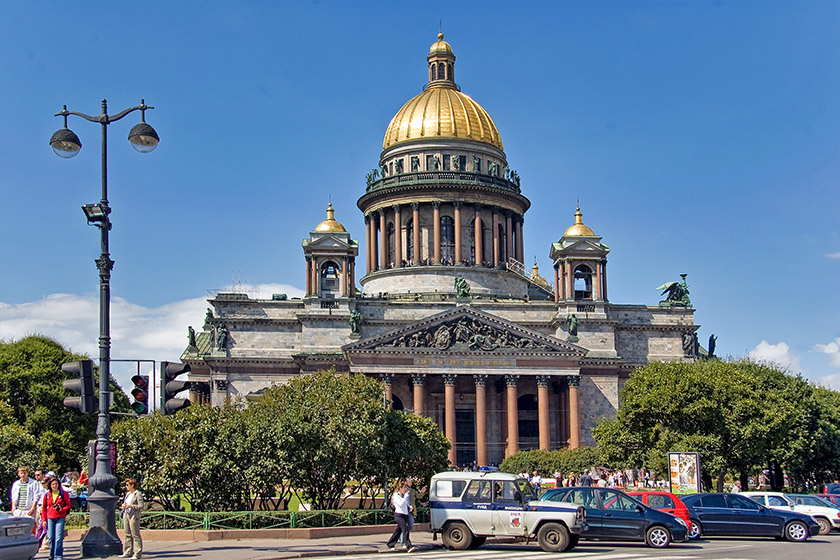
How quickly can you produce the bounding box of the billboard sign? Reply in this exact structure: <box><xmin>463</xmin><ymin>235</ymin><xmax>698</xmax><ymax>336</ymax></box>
<box><xmin>668</xmin><ymin>452</ymin><xmax>701</xmax><ymax>494</ymax></box>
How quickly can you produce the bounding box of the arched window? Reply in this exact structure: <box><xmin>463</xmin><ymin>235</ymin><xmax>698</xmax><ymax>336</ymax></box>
<box><xmin>441</xmin><ymin>216</ymin><xmax>455</xmax><ymax>263</ymax></box>
<box><xmin>438</xmin><ymin>62</ymin><xmax>445</xmax><ymax>80</ymax></box>
<box><xmin>387</xmin><ymin>223</ymin><xmax>395</xmax><ymax>268</ymax></box>
<box><xmin>574</xmin><ymin>264</ymin><xmax>593</xmax><ymax>300</ymax></box>
<box><xmin>448</xmin><ymin>63</ymin><xmax>453</xmax><ymax>82</ymax></box>
<box><xmin>430</xmin><ymin>64</ymin><xmax>437</xmax><ymax>81</ymax></box>
<box><xmin>320</xmin><ymin>261</ymin><xmax>340</xmax><ymax>294</ymax></box>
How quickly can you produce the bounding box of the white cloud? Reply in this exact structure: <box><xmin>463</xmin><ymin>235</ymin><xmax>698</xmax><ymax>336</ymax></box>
<box><xmin>826</xmin><ymin>252</ymin><xmax>840</xmax><ymax>260</ymax></box>
<box><xmin>748</xmin><ymin>340</ymin><xmax>801</xmax><ymax>372</ymax></box>
<box><xmin>0</xmin><ymin>283</ymin><xmax>304</xmax><ymax>388</ymax></box>
<box><xmin>814</xmin><ymin>337</ymin><xmax>840</xmax><ymax>367</ymax></box>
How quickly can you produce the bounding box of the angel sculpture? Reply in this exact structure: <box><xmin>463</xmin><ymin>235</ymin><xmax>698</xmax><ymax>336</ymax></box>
<box><xmin>657</xmin><ymin>274</ymin><xmax>692</xmax><ymax>307</ymax></box>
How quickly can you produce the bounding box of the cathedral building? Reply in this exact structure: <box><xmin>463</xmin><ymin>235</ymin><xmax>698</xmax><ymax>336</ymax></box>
<box><xmin>183</xmin><ymin>34</ymin><xmax>697</xmax><ymax>466</ymax></box>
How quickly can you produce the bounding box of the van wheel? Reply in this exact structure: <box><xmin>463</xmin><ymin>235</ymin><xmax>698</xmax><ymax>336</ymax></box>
<box><xmin>814</xmin><ymin>517</ymin><xmax>831</xmax><ymax>535</ymax></box>
<box><xmin>468</xmin><ymin>536</ymin><xmax>486</xmax><ymax>549</ymax></box>
<box><xmin>537</xmin><ymin>522</ymin><xmax>570</xmax><ymax>552</ymax></box>
<box><xmin>442</xmin><ymin>522</ymin><xmax>473</xmax><ymax>550</ymax></box>
<box><xmin>566</xmin><ymin>534</ymin><xmax>580</xmax><ymax>551</ymax></box>
<box><xmin>645</xmin><ymin>525</ymin><xmax>671</xmax><ymax>548</ymax></box>
<box><xmin>785</xmin><ymin>520</ymin><xmax>809</xmax><ymax>542</ymax></box>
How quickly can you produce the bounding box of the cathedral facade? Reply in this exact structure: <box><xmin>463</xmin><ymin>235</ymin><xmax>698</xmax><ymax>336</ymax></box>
<box><xmin>183</xmin><ymin>34</ymin><xmax>697</xmax><ymax>467</ymax></box>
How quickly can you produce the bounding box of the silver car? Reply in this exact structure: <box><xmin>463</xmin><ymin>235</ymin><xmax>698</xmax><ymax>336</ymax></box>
<box><xmin>0</xmin><ymin>512</ymin><xmax>39</xmax><ymax>560</ymax></box>
<box><xmin>429</xmin><ymin>471</ymin><xmax>588</xmax><ymax>552</ymax></box>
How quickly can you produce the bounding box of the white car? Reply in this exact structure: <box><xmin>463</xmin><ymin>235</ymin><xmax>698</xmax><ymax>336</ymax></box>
<box><xmin>429</xmin><ymin>471</ymin><xmax>588</xmax><ymax>552</ymax></box>
<box><xmin>0</xmin><ymin>512</ymin><xmax>38</xmax><ymax>560</ymax></box>
<box><xmin>741</xmin><ymin>491</ymin><xmax>840</xmax><ymax>534</ymax></box>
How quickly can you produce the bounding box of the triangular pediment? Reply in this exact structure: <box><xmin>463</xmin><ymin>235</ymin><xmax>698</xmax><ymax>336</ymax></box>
<box><xmin>303</xmin><ymin>235</ymin><xmax>356</xmax><ymax>250</ymax></box>
<box><xmin>342</xmin><ymin>306</ymin><xmax>586</xmax><ymax>356</ymax></box>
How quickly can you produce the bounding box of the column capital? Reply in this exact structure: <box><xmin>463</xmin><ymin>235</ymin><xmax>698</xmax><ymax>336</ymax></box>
<box><xmin>474</xmin><ymin>202</ymin><xmax>482</xmax><ymax>211</ymax></box>
<box><xmin>473</xmin><ymin>374</ymin><xmax>488</xmax><ymax>387</ymax></box>
<box><xmin>410</xmin><ymin>373</ymin><xmax>426</xmax><ymax>386</ymax></box>
<box><xmin>391</xmin><ymin>203</ymin><xmax>400</xmax><ymax>212</ymax></box>
<box><xmin>443</xmin><ymin>373</ymin><xmax>457</xmax><ymax>386</ymax></box>
<box><xmin>432</xmin><ymin>200</ymin><xmax>441</xmax><ymax>209</ymax></box>
<box><xmin>505</xmin><ymin>374</ymin><xmax>520</xmax><ymax>387</ymax></box>
<box><xmin>381</xmin><ymin>373</ymin><xmax>394</xmax><ymax>385</ymax></box>
<box><xmin>411</xmin><ymin>201</ymin><xmax>420</xmax><ymax>210</ymax></box>
<box><xmin>453</xmin><ymin>201</ymin><xmax>462</xmax><ymax>209</ymax></box>
<box><xmin>504</xmin><ymin>208</ymin><xmax>513</xmax><ymax>218</ymax></box>
<box><xmin>566</xmin><ymin>375</ymin><xmax>581</xmax><ymax>387</ymax></box>
<box><xmin>536</xmin><ymin>374</ymin><xmax>551</xmax><ymax>388</ymax></box>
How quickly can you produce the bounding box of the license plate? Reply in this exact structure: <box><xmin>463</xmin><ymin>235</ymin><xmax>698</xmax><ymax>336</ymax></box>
<box><xmin>6</xmin><ymin>526</ymin><xmax>25</xmax><ymax>536</ymax></box>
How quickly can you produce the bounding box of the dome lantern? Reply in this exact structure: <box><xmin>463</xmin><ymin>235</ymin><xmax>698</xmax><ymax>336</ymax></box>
<box><xmin>427</xmin><ymin>32</ymin><xmax>456</xmax><ymax>87</ymax></box>
<box><xmin>313</xmin><ymin>202</ymin><xmax>347</xmax><ymax>233</ymax></box>
<box><xmin>563</xmin><ymin>204</ymin><xmax>596</xmax><ymax>237</ymax></box>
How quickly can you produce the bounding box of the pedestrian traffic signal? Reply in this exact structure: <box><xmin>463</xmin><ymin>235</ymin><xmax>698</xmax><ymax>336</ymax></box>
<box><xmin>62</xmin><ymin>360</ymin><xmax>96</xmax><ymax>413</ymax></box>
<box><xmin>130</xmin><ymin>374</ymin><xmax>150</xmax><ymax>415</ymax></box>
<box><xmin>160</xmin><ymin>361</ymin><xmax>191</xmax><ymax>415</ymax></box>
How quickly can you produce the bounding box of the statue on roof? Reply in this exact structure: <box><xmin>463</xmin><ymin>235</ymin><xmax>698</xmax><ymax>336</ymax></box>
<box><xmin>708</xmin><ymin>334</ymin><xmax>717</xmax><ymax>358</ymax></box>
<box><xmin>455</xmin><ymin>277</ymin><xmax>471</xmax><ymax>298</ymax></box>
<box><xmin>204</xmin><ymin>308</ymin><xmax>214</xmax><ymax>329</ymax></box>
<box><xmin>188</xmin><ymin>326</ymin><xmax>197</xmax><ymax>348</ymax></box>
<box><xmin>395</xmin><ymin>158</ymin><xmax>404</xmax><ymax>174</ymax></box>
<box><xmin>349</xmin><ymin>310</ymin><xmax>363</xmax><ymax>335</ymax></box>
<box><xmin>566</xmin><ymin>314</ymin><xmax>580</xmax><ymax>342</ymax></box>
<box><xmin>657</xmin><ymin>274</ymin><xmax>692</xmax><ymax>307</ymax></box>
<box><xmin>411</xmin><ymin>156</ymin><xmax>420</xmax><ymax>172</ymax></box>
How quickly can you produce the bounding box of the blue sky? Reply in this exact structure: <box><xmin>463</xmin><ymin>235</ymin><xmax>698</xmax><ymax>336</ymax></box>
<box><xmin>1</xmin><ymin>0</ymin><xmax>838</xmax><ymax>390</ymax></box>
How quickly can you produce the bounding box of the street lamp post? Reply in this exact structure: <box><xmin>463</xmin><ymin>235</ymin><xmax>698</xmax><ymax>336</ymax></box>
<box><xmin>50</xmin><ymin>99</ymin><xmax>159</xmax><ymax>558</ymax></box>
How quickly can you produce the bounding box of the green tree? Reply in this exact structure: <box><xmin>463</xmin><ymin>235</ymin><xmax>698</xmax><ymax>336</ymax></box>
<box><xmin>0</xmin><ymin>336</ymin><xmax>131</xmax><ymax>490</ymax></box>
<box><xmin>592</xmin><ymin>359</ymin><xmax>840</xmax><ymax>491</ymax></box>
<box><xmin>500</xmin><ymin>447</ymin><xmax>601</xmax><ymax>479</ymax></box>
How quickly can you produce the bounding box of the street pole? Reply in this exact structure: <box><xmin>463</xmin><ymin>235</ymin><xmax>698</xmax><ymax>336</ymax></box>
<box><xmin>51</xmin><ymin>99</ymin><xmax>159</xmax><ymax>557</ymax></box>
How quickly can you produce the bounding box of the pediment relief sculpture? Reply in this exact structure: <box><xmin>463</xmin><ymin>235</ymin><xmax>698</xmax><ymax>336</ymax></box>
<box><xmin>382</xmin><ymin>317</ymin><xmax>551</xmax><ymax>352</ymax></box>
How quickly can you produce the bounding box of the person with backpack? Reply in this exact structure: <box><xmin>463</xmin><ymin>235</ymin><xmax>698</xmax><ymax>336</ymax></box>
<box><xmin>42</xmin><ymin>476</ymin><xmax>71</xmax><ymax>560</ymax></box>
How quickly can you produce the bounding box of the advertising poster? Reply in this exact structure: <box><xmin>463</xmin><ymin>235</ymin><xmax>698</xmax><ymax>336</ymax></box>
<box><xmin>668</xmin><ymin>452</ymin><xmax>701</xmax><ymax>494</ymax></box>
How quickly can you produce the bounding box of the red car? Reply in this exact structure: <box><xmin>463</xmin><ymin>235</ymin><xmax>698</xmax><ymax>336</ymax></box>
<box><xmin>627</xmin><ymin>491</ymin><xmax>692</xmax><ymax>531</ymax></box>
<box><xmin>816</xmin><ymin>494</ymin><xmax>840</xmax><ymax>508</ymax></box>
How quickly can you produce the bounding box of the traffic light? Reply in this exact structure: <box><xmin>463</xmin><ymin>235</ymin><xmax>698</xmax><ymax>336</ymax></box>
<box><xmin>62</xmin><ymin>360</ymin><xmax>96</xmax><ymax>413</ymax></box>
<box><xmin>160</xmin><ymin>361</ymin><xmax>191</xmax><ymax>415</ymax></box>
<box><xmin>130</xmin><ymin>374</ymin><xmax>150</xmax><ymax>415</ymax></box>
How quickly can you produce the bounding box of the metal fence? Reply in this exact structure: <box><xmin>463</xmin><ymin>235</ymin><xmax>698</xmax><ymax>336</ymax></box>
<box><xmin>66</xmin><ymin>507</ymin><xmax>429</xmax><ymax>531</ymax></box>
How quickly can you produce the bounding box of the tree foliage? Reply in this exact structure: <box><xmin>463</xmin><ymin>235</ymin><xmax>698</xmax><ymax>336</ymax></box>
<box><xmin>500</xmin><ymin>447</ymin><xmax>601</xmax><ymax>477</ymax></box>
<box><xmin>0</xmin><ymin>336</ymin><xmax>131</xmax><ymax>500</ymax></box>
<box><xmin>112</xmin><ymin>369</ymin><xmax>450</xmax><ymax>512</ymax></box>
<box><xmin>591</xmin><ymin>359</ymin><xmax>840</xmax><ymax>491</ymax></box>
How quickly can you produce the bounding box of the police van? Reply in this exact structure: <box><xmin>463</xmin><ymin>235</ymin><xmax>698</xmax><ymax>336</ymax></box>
<box><xmin>429</xmin><ymin>471</ymin><xmax>588</xmax><ymax>552</ymax></box>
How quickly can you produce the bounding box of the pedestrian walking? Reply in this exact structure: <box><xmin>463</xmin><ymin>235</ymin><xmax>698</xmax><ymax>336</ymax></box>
<box><xmin>385</xmin><ymin>480</ymin><xmax>416</xmax><ymax>552</ymax></box>
<box><xmin>43</xmin><ymin>476</ymin><xmax>71</xmax><ymax>560</ymax></box>
<box><xmin>10</xmin><ymin>466</ymin><xmax>38</xmax><ymax>519</ymax></box>
<box><xmin>119</xmin><ymin>478</ymin><xmax>145</xmax><ymax>560</ymax></box>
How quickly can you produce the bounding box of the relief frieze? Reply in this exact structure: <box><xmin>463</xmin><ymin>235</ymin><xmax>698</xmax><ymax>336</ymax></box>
<box><xmin>381</xmin><ymin>317</ymin><xmax>550</xmax><ymax>352</ymax></box>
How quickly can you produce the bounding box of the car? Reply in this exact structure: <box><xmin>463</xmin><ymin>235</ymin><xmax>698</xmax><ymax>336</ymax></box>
<box><xmin>541</xmin><ymin>486</ymin><xmax>688</xmax><ymax>548</ymax></box>
<box><xmin>428</xmin><ymin>471</ymin><xmax>588</xmax><ymax>552</ymax></box>
<box><xmin>741</xmin><ymin>491</ymin><xmax>840</xmax><ymax>534</ymax></box>
<box><xmin>816</xmin><ymin>493</ymin><xmax>840</xmax><ymax>508</ymax></box>
<box><xmin>0</xmin><ymin>512</ymin><xmax>39</xmax><ymax>560</ymax></box>
<box><xmin>681</xmin><ymin>492</ymin><xmax>820</xmax><ymax>541</ymax></box>
<box><xmin>825</xmin><ymin>483</ymin><xmax>840</xmax><ymax>494</ymax></box>
<box><xmin>789</xmin><ymin>493</ymin><xmax>840</xmax><ymax>511</ymax></box>
<box><xmin>626</xmin><ymin>490</ymin><xmax>692</xmax><ymax>529</ymax></box>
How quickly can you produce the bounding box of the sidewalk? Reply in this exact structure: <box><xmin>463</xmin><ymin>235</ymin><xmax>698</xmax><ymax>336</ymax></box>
<box><xmin>44</xmin><ymin>529</ymin><xmax>441</xmax><ymax>559</ymax></box>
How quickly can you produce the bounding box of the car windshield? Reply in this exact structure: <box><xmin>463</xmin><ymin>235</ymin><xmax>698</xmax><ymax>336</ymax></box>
<box><xmin>793</xmin><ymin>495</ymin><xmax>832</xmax><ymax>507</ymax></box>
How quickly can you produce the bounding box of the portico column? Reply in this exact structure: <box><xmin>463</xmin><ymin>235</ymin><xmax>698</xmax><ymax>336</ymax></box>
<box><xmin>568</xmin><ymin>375</ymin><xmax>581</xmax><ymax>449</ymax></box>
<box><xmin>537</xmin><ymin>375</ymin><xmax>551</xmax><ymax>450</ymax></box>
<box><xmin>372</xmin><ymin>212</ymin><xmax>380</xmax><ymax>271</ymax></box>
<box><xmin>505</xmin><ymin>211</ymin><xmax>513</xmax><ymax>265</ymax></box>
<box><xmin>341</xmin><ymin>258</ymin><xmax>348</xmax><ymax>296</ymax></box>
<box><xmin>453</xmin><ymin>202</ymin><xmax>462</xmax><ymax>264</ymax></box>
<box><xmin>393</xmin><ymin>205</ymin><xmax>402</xmax><ymax>266</ymax></box>
<box><xmin>565</xmin><ymin>260</ymin><xmax>573</xmax><ymax>300</ymax></box>
<box><xmin>516</xmin><ymin>217</ymin><xmax>524</xmax><ymax>264</ymax></box>
<box><xmin>505</xmin><ymin>374</ymin><xmax>519</xmax><ymax>457</ymax></box>
<box><xmin>593</xmin><ymin>261</ymin><xmax>602</xmax><ymax>300</ymax></box>
<box><xmin>305</xmin><ymin>257</ymin><xmax>312</xmax><ymax>295</ymax></box>
<box><xmin>444</xmin><ymin>374</ymin><xmax>457</xmax><ymax>465</ymax></box>
<box><xmin>349</xmin><ymin>258</ymin><xmax>355</xmax><ymax>296</ymax></box>
<box><xmin>411</xmin><ymin>373</ymin><xmax>426</xmax><ymax>416</ymax></box>
<box><xmin>601</xmin><ymin>261</ymin><xmax>608</xmax><ymax>301</ymax></box>
<box><xmin>474</xmin><ymin>374</ymin><xmax>488</xmax><ymax>467</ymax></box>
<box><xmin>433</xmin><ymin>201</ymin><xmax>441</xmax><ymax>264</ymax></box>
<box><xmin>311</xmin><ymin>258</ymin><xmax>319</xmax><ymax>297</ymax></box>
<box><xmin>382</xmin><ymin>373</ymin><xmax>393</xmax><ymax>410</ymax></box>
<box><xmin>365</xmin><ymin>216</ymin><xmax>371</xmax><ymax>274</ymax></box>
<box><xmin>474</xmin><ymin>204</ymin><xmax>482</xmax><ymax>265</ymax></box>
<box><xmin>492</xmin><ymin>207</ymin><xmax>500</xmax><ymax>268</ymax></box>
<box><xmin>411</xmin><ymin>203</ymin><xmax>420</xmax><ymax>264</ymax></box>
<box><xmin>554</xmin><ymin>266</ymin><xmax>560</xmax><ymax>302</ymax></box>
<box><xmin>559</xmin><ymin>383</ymin><xmax>568</xmax><ymax>446</ymax></box>
<box><xmin>379</xmin><ymin>210</ymin><xmax>387</xmax><ymax>269</ymax></box>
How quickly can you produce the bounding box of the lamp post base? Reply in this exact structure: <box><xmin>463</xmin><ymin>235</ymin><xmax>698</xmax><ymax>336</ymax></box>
<box><xmin>81</xmin><ymin>490</ymin><xmax>122</xmax><ymax>558</ymax></box>
<box><xmin>81</xmin><ymin>526</ymin><xmax>123</xmax><ymax>558</ymax></box>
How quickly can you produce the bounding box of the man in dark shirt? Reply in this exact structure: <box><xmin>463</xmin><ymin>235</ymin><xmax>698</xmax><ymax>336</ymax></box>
<box><xmin>578</xmin><ymin>470</ymin><xmax>594</xmax><ymax>487</ymax></box>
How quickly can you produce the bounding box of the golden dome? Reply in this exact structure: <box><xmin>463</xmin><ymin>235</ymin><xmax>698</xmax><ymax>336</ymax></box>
<box><xmin>314</xmin><ymin>202</ymin><xmax>347</xmax><ymax>233</ymax></box>
<box><xmin>383</xmin><ymin>88</ymin><xmax>503</xmax><ymax>150</ymax></box>
<box><xmin>530</xmin><ymin>260</ymin><xmax>550</xmax><ymax>289</ymax></box>
<box><xmin>563</xmin><ymin>205</ymin><xmax>596</xmax><ymax>237</ymax></box>
<box><xmin>429</xmin><ymin>32</ymin><xmax>452</xmax><ymax>55</ymax></box>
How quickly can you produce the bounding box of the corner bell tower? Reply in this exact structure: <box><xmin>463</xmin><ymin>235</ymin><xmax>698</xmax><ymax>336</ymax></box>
<box><xmin>302</xmin><ymin>203</ymin><xmax>358</xmax><ymax>299</ymax></box>
<box><xmin>549</xmin><ymin>205</ymin><xmax>610</xmax><ymax>302</ymax></box>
